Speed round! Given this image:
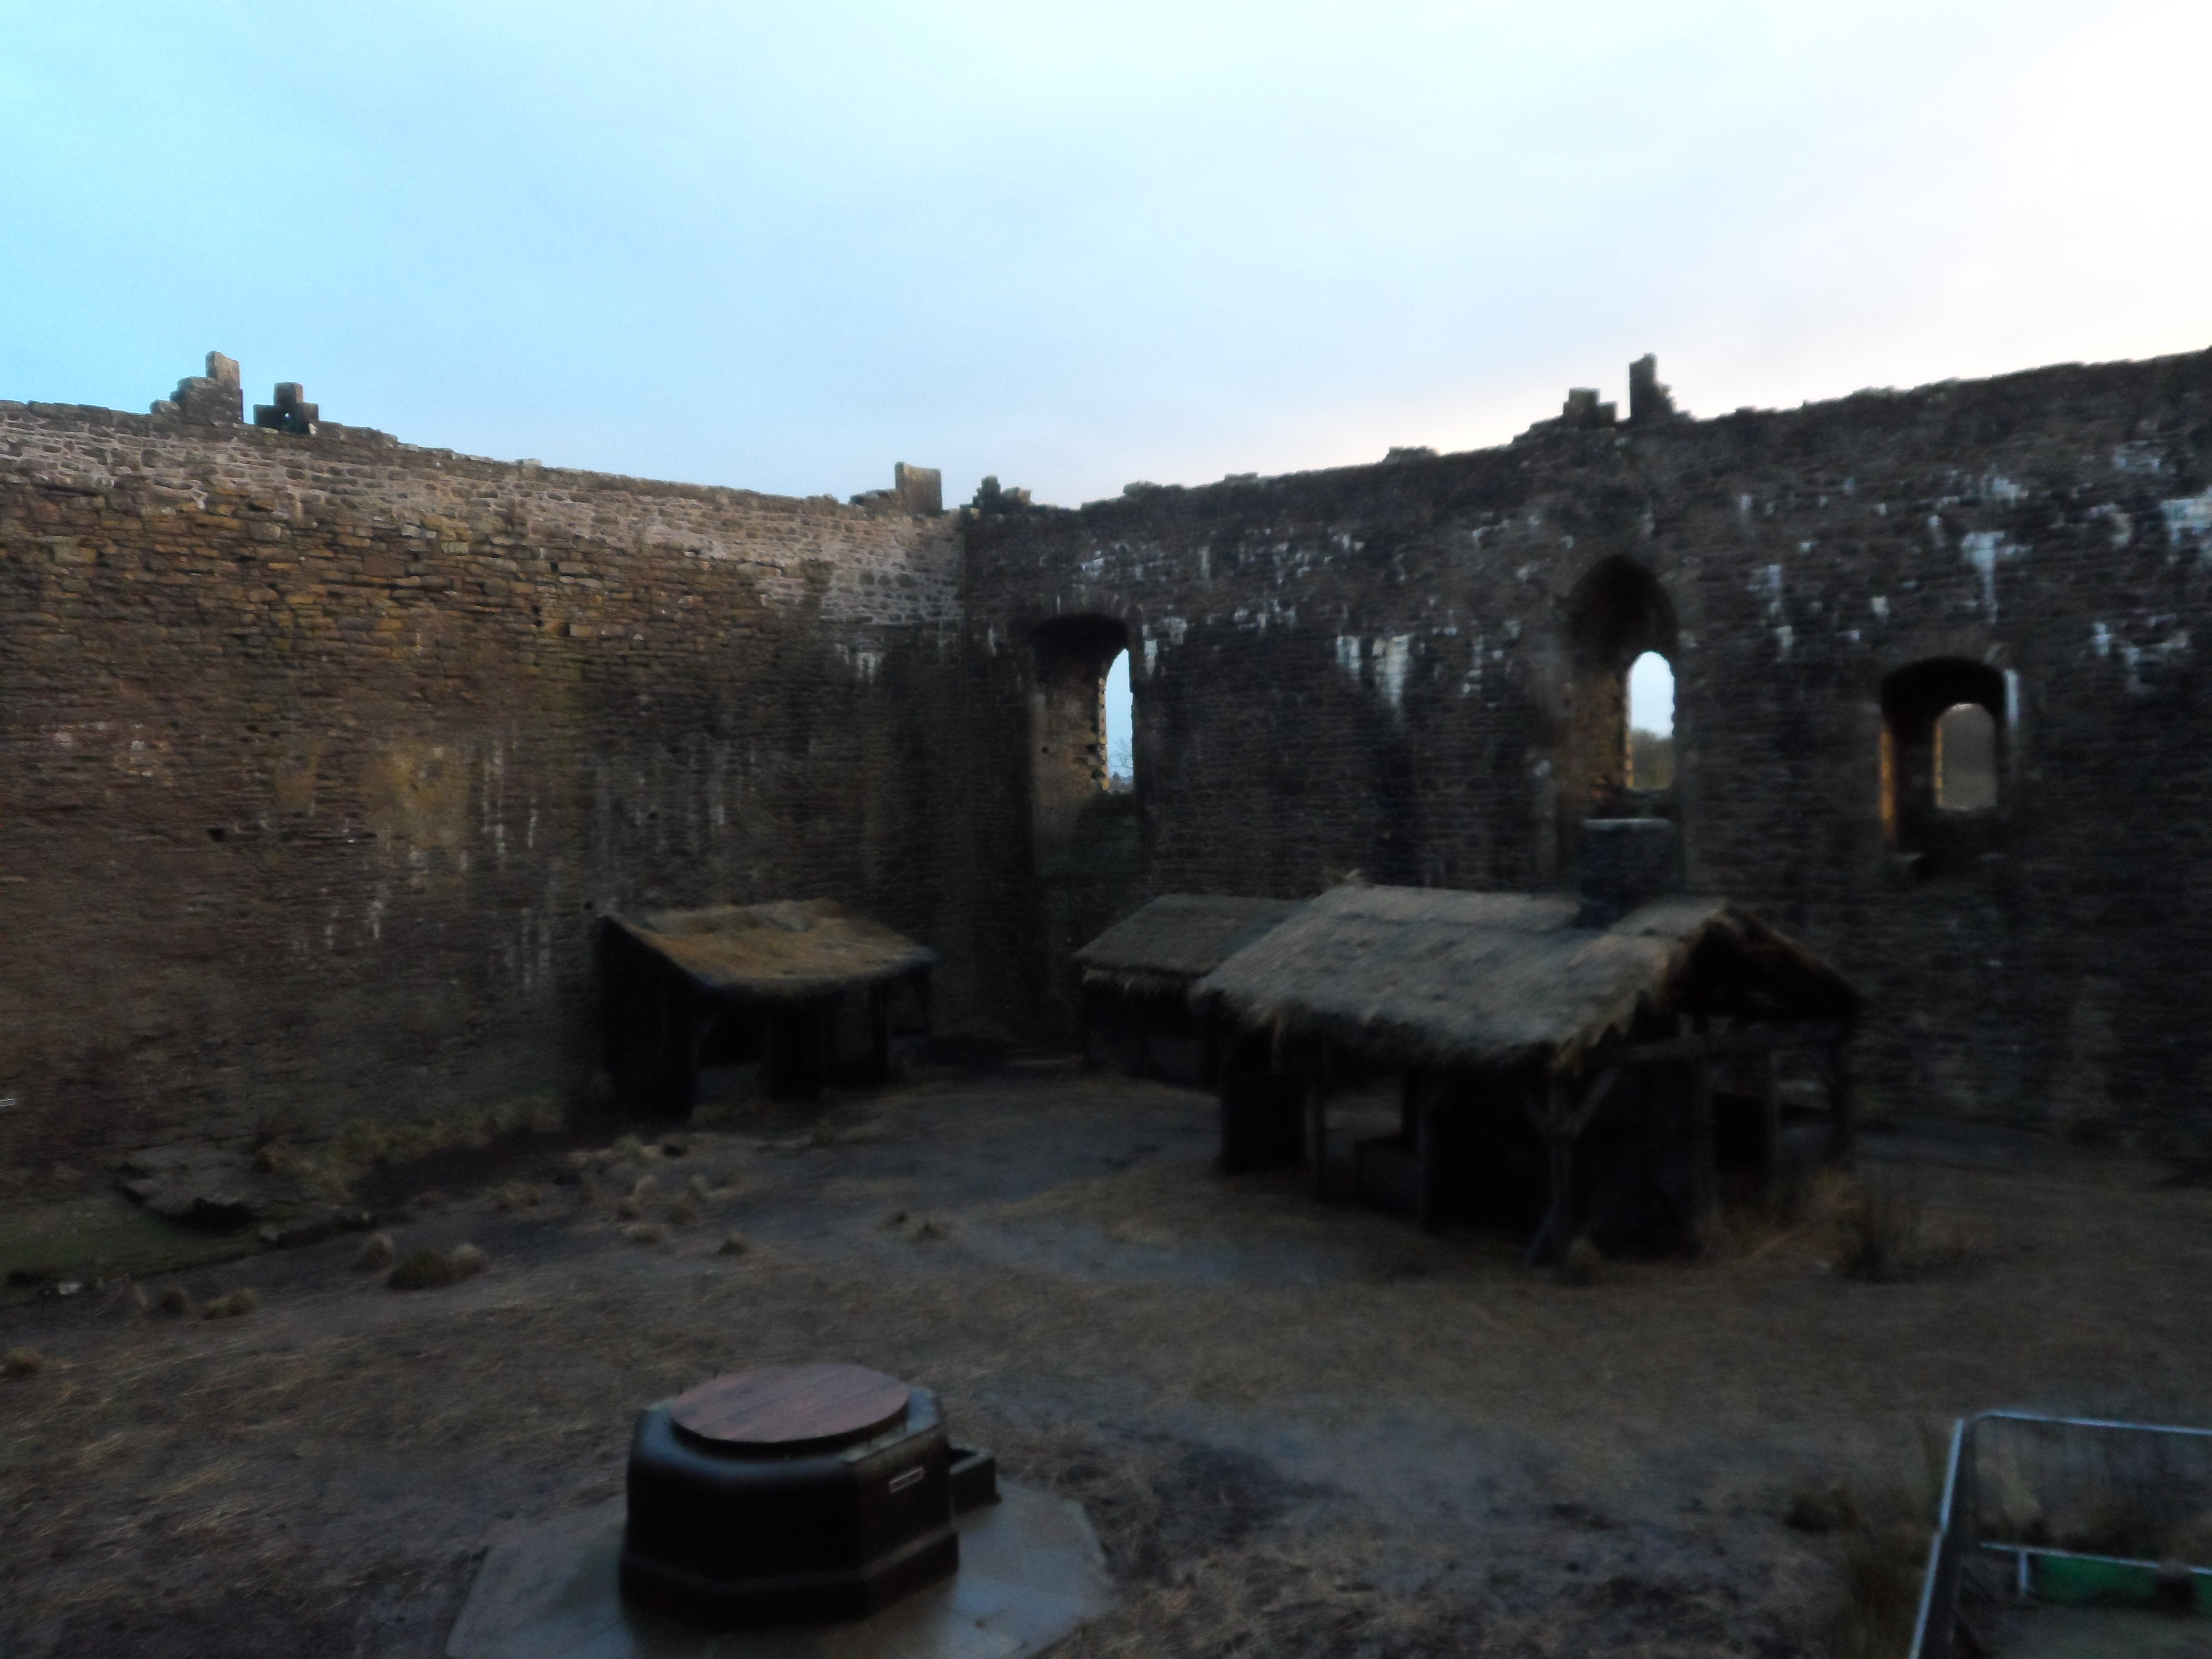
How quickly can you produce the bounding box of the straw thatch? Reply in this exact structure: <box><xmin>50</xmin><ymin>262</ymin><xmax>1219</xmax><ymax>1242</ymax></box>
<box><xmin>1189</xmin><ymin>884</ymin><xmax>1856</xmax><ymax>1073</ymax></box>
<box><xmin>1074</xmin><ymin>894</ymin><xmax>1307</xmax><ymax>997</ymax></box>
<box><xmin>610</xmin><ymin>899</ymin><xmax>938</xmax><ymax>1002</ymax></box>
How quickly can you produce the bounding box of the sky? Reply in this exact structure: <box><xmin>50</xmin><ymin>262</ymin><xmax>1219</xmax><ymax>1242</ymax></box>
<box><xmin>3</xmin><ymin>2</ymin><xmax>2208</xmax><ymax>513</ymax></box>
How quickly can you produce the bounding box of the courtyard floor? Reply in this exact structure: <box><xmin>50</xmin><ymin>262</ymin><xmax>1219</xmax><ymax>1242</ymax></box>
<box><xmin>3</xmin><ymin>1059</ymin><xmax>2210</xmax><ymax>1658</ymax></box>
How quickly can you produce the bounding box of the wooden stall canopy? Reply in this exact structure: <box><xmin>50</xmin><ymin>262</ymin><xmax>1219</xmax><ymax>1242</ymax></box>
<box><xmin>1189</xmin><ymin>885</ymin><xmax>1857</xmax><ymax>1075</ymax></box>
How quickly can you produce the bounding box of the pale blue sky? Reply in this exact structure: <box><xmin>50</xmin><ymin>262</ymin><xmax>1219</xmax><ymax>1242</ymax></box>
<box><xmin>3</xmin><ymin>2</ymin><xmax>2205</xmax><ymax>508</ymax></box>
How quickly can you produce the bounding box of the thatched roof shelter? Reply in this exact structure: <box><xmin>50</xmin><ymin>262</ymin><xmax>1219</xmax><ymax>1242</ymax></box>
<box><xmin>609</xmin><ymin>899</ymin><xmax>938</xmax><ymax>1003</ymax></box>
<box><xmin>1074</xmin><ymin>894</ymin><xmax>1306</xmax><ymax>998</ymax></box>
<box><xmin>1190</xmin><ymin>884</ymin><xmax>1856</xmax><ymax>1075</ymax></box>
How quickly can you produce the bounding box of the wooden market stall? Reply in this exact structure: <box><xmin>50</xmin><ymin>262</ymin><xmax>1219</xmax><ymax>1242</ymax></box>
<box><xmin>1072</xmin><ymin>894</ymin><xmax>1306</xmax><ymax>1083</ymax></box>
<box><xmin>1189</xmin><ymin>883</ymin><xmax>1859</xmax><ymax>1261</ymax></box>
<box><xmin>600</xmin><ymin>899</ymin><xmax>938</xmax><ymax>1112</ymax></box>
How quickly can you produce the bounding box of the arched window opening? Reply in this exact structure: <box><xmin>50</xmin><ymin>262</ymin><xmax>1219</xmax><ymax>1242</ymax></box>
<box><xmin>1104</xmin><ymin>647</ymin><xmax>1134</xmax><ymax>792</ymax></box>
<box><xmin>1934</xmin><ymin>702</ymin><xmax>1996</xmax><ymax>812</ymax></box>
<box><xmin>1626</xmin><ymin>650</ymin><xmax>1674</xmax><ymax>790</ymax></box>
<box><xmin>1880</xmin><ymin>658</ymin><xmax>2005</xmax><ymax>873</ymax></box>
<box><xmin>1561</xmin><ymin>560</ymin><xmax>1678</xmax><ymax>873</ymax></box>
<box><xmin>1029</xmin><ymin>615</ymin><xmax>1131</xmax><ymax>853</ymax></box>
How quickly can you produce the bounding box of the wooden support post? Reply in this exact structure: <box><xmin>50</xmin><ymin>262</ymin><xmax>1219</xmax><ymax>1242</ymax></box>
<box><xmin>1400</xmin><ymin>1067</ymin><xmax>1421</xmax><ymax>1143</ymax></box>
<box><xmin>1201</xmin><ymin>1008</ymin><xmax>1220</xmax><ymax>1089</ymax></box>
<box><xmin>1416</xmin><ymin>1075</ymin><xmax>1441</xmax><ymax>1235</ymax></box>
<box><xmin>1535</xmin><ymin>1071</ymin><xmax>1574</xmax><ymax>1265</ymax></box>
<box><xmin>1079</xmin><ymin>985</ymin><xmax>1096</xmax><ymax>1072</ymax></box>
<box><xmin>1762</xmin><ymin>1048</ymin><xmax>1784</xmax><ymax>1186</ymax></box>
<box><xmin>869</xmin><ymin>984</ymin><xmax>891</xmax><ymax>1083</ymax></box>
<box><xmin>1307</xmin><ymin>1048</ymin><xmax>1329</xmax><ymax>1202</ymax></box>
<box><xmin>916</xmin><ymin>972</ymin><xmax>933</xmax><ymax>1050</ymax></box>
<box><xmin>1690</xmin><ymin>1054</ymin><xmax>1717</xmax><ymax>1247</ymax></box>
<box><xmin>1826</xmin><ymin>1039</ymin><xmax>1856</xmax><ymax>1165</ymax></box>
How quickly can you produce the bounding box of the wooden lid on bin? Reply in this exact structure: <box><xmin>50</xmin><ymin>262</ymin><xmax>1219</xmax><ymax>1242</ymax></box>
<box><xmin>669</xmin><ymin>1363</ymin><xmax>912</xmax><ymax>1451</ymax></box>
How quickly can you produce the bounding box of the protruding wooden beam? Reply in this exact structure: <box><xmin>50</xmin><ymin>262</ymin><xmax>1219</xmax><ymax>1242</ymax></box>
<box><xmin>1610</xmin><ymin>1018</ymin><xmax>1849</xmax><ymax>1067</ymax></box>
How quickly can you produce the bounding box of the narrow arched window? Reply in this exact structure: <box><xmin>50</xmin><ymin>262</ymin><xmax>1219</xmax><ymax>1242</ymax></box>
<box><xmin>1880</xmin><ymin>658</ymin><xmax>2005</xmax><ymax>874</ymax></box>
<box><xmin>1104</xmin><ymin>647</ymin><xmax>1134</xmax><ymax>792</ymax></box>
<box><xmin>1626</xmin><ymin>650</ymin><xmax>1674</xmax><ymax>790</ymax></box>
<box><xmin>1934</xmin><ymin>702</ymin><xmax>1996</xmax><ymax>812</ymax></box>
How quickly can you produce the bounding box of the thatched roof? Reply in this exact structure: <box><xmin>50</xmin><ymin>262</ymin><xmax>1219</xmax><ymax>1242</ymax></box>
<box><xmin>1189</xmin><ymin>884</ymin><xmax>1857</xmax><ymax>1072</ymax></box>
<box><xmin>610</xmin><ymin>899</ymin><xmax>938</xmax><ymax>1002</ymax></box>
<box><xmin>1074</xmin><ymin>894</ymin><xmax>1307</xmax><ymax>996</ymax></box>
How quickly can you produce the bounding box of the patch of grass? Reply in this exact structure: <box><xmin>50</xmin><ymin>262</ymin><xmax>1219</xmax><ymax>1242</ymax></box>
<box><xmin>1559</xmin><ymin>1235</ymin><xmax>1605</xmax><ymax>1287</ymax></box>
<box><xmin>1826</xmin><ymin>1503</ymin><xmax>1927</xmax><ymax>1659</ymax></box>
<box><xmin>715</xmin><ymin>1232</ymin><xmax>748</xmax><ymax>1256</ymax></box>
<box><xmin>625</xmin><ymin>1223</ymin><xmax>668</xmax><ymax>1247</ymax></box>
<box><xmin>386</xmin><ymin>1250</ymin><xmax>456</xmax><ymax>1291</ymax></box>
<box><xmin>1834</xmin><ymin>1169</ymin><xmax>1953</xmax><ymax>1283</ymax></box>
<box><xmin>665</xmin><ymin>1193</ymin><xmax>701</xmax><ymax>1227</ymax></box>
<box><xmin>387</xmin><ymin>1243</ymin><xmax>485</xmax><ymax>1290</ymax></box>
<box><xmin>202</xmin><ymin>1288</ymin><xmax>260</xmax><ymax>1319</ymax></box>
<box><xmin>3</xmin><ymin>1347</ymin><xmax>44</xmax><ymax>1378</ymax></box>
<box><xmin>155</xmin><ymin>1285</ymin><xmax>195</xmax><ymax>1317</ymax></box>
<box><xmin>354</xmin><ymin>1232</ymin><xmax>395</xmax><ymax>1272</ymax></box>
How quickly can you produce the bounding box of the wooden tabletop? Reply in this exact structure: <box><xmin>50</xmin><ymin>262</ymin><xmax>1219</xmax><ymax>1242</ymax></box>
<box><xmin>669</xmin><ymin>1363</ymin><xmax>912</xmax><ymax>1450</ymax></box>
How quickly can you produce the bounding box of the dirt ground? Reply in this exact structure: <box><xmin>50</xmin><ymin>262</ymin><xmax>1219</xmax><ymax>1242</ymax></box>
<box><xmin>4</xmin><ymin>1058</ymin><xmax>2211</xmax><ymax>1659</ymax></box>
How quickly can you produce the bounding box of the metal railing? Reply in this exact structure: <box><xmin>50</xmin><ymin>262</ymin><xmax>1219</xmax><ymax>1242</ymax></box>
<box><xmin>1909</xmin><ymin>1410</ymin><xmax>2212</xmax><ymax>1657</ymax></box>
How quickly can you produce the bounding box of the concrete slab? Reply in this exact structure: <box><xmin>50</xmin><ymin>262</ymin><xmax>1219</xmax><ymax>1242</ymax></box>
<box><xmin>445</xmin><ymin>1480</ymin><xmax>1114</xmax><ymax>1659</ymax></box>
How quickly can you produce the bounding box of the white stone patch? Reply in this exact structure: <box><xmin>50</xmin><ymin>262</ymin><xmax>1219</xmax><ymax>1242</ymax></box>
<box><xmin>1752</xmin><ymin>564</ymin><xmax>1784</xmax><ymax>620</ymax></box>
<box><xmin>2159</xmin><ymin>491</ymin><xmax>2212</xmax><ymax>563</ymax></box>
<box><xmin>1143</xmin><ymin>637</ymin><xmax>1160</xmax><ymax>677</ymax></box>
<box><xmin>1984</xmin><ymin>474</ymin><xmax>2027</xmax><ymax>505</ymax></box>
<box><xmin>1738</xmin><ymin>494</ymin><xmax>1754</xmax><ymax>517</ymax></box>
<box><xmin>1375</xmin><ymin>635</ymin><xmax>1413</xmax><ymax>708</ymax></box>
<box><xmin>1870</xmin><ymin>596</ymin><xmax>1889</xmax><ymax>621</ymax></box>
<box><xmin>2092</xmin><ymin>617</ymin><xmax>2191</xmax><ymax>694</ymax></box>
<box><xmin>1335</xmin><ymin>635</ymin><xmax>1363</xmax><ymax>679</ymax></box>
<box><xmin>1162</xmin><ymin>616</ymin><xmax>1189</xmax><ymax>647</ymax></box>
<box><xmin>1775</xmin><ymin>624</ymin><xmax>1793</xmax><ymax>661</ymax></box>
<box><xmin>2112</xmin><ymin>442</ymin><xmax>2165</xmax><ymax>476</ymax></box>
<box><xmin>1960</xmin><ymin>529</ymin><xmax>2024</xmax><ymax>621</ymax></box>
<box><xmin>2088</xmin><ymin>505</ymin><xmax>2132</xmax><ymax>548</ymax></box>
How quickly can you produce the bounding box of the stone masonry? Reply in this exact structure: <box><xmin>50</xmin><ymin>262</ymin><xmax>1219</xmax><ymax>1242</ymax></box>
<box><xmin>4</xmin><ymin>347</ymin><xmax>2210</xmax><ymax>1180</ymax></box>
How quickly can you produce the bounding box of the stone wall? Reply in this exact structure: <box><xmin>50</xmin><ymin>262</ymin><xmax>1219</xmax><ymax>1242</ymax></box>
<box><xmin>965</xmin><ymin>349</ymin><xmax>2212</xmax><ymax>1138</ymax></box>
<box><xmin>0</xmin><ymin>375</ymin><xmax>1005</xmax><ymax>1179</ymax></box>
<box><xmin>7</xmin><ymin>344</ymin><xmax>2210</xmax><ymax>1176</ymax></box>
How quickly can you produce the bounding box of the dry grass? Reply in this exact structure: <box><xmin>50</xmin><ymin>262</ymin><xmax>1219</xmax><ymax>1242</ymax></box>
<box><xmin>1559</xmin><ymin>1235</ymin><xmax>1606</xmax><ymax>1286</ymax></box>
<box><xmin>201</xmin><ymin>1288</ymin><xmax>260</xmax><ymax>1320</ymax></box>
<box><xmin>3</xmin><ymin>1347</ymin><xmax>44</xmax><ymax>1378</ymax></box>
<box><xmin>1833</xmin><ymin>1168</ymin><xmax>1958</xmax><ymax>1283</ymax></box>
<box><xmin>665</xmin><ymin>1193</ymin><xmax>701</xmax><ymax>1227</ymax></box>
<box><xmin>383</xmin><ymin>1242</ymin><xmax>486</xmax><ymax>1290</ymax></box>
<box><xmin>353</xmin><ymin>1232</ymin><xmax>395</xmax><ymax>1272</ymax></box>
<box><xmin>715</xmin><ymin>1231</ymin><xmax>748</xmax><ymax>1256</ymax></box>
<box><xmin>625</xmin><ymin>1223</ymin><xmax>669</xmax><ymax>1247</ymax></box>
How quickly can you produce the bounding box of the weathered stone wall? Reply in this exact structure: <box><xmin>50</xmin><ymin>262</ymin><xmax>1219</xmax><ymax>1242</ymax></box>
<box><xmin>966</xmin><ymin>349</ymin><xmax>2212</xmax><ymax>1138</ymax></box>
<box><xmin>8</xmin><ymin>345</ymin><xmax>2210</xmax><ymax>1173</ymax></box>
<box><xmin>0</xmin><ymin>389</ymin><xmax>1003</xmax><ymax>1179</ymax></box>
